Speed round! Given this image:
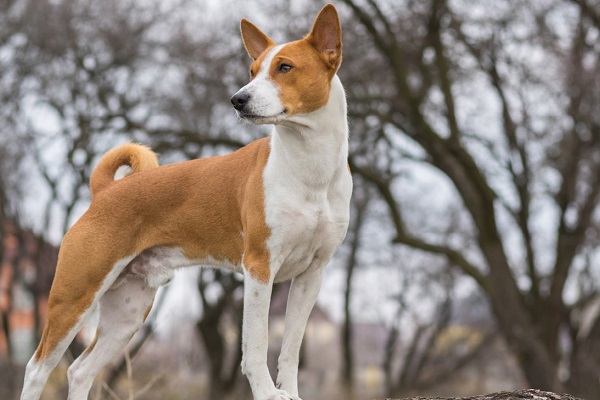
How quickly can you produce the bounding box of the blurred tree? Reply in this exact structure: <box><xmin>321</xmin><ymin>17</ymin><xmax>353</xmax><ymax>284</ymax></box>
<box><xmin>2</xmin><ymin>0</ymin><xmax>600</xmax><ymax>398</ymax></box>
<box><xmin>340</xmin><ymin>0</ymin><xmax>600</xmax><ymax>397</ymax></box>
<box><xmin>0</xmin><ymin>152</ymin><xmax>19</xmax><ymax>364</ymax></box>
<box><xmin>340</xmin><ymin>183</ymin><xmax>370</xmax><ymax>388</ymax></box>
<box><xmin>196</xmin><ymin>269</ymin><xmax>244</xmax><ymax>399</ymax></box>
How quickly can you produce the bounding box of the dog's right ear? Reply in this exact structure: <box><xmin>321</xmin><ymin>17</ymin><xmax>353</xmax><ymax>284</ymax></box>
<box><xmin>240</xmin><ymin>19</ymin><xmax>276</xmax><ymax>60</ymax></box>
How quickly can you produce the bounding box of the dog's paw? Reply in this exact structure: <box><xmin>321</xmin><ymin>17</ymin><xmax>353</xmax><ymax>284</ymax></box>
<box><xmin>266</xmin><ymin>389</ymin><xmax>302</xmax><ymax>400</ymax></box>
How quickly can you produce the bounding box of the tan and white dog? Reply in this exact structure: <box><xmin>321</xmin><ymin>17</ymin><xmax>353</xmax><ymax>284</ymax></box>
<box><xmin>20</xmin><ymin>4</ymin><xmax>351</xmax><ymax>400</ymax></box>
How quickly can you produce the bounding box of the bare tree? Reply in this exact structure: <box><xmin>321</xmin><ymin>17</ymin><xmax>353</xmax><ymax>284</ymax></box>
<box><xmin>339</xmin><ymin>0</ymin><xmax>600</xmax><ymax>397</ymax></box>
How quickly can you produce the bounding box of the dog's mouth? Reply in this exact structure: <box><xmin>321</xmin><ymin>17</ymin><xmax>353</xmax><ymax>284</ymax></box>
<box><xmin>237</xmin><ymin>109</ymin><xmax>287</xmax><ymax>124</ymax></box>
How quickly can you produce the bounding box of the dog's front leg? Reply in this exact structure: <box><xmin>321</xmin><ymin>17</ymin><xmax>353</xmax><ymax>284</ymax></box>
<box><xmin>242</xmin><ymin>270</ymin><xmax>300</xmax><ymax>400</ymax></box>
<box><xmin>275</xmin><ymin>263</ymin><xmax>325</xmax><ymax>397</ymax></box>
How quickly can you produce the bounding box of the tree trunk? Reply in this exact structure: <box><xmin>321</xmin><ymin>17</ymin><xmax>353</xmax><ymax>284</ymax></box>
<box><xmin>341</xmin><ymin>257</ymin><xmax>356</xmax><ymax>385</ymax></box>
<box><xmin>0</xmin><ymin>308</ymin><xmax>10</xmax><ymax>361</ymax></box>
<box><xmin>341</xmin><ymin>194</ymin><xmax>368</xmax><ymax>386</ymax></box>
<box><xmin>389</xmin><ymin>389</ymin><xmax>583</xmax><ymax>400</ymax></box>
<box><xmin>195</xmin><ymin>270</ymin><xmax>243</xmax><ymax>398</ymax></box>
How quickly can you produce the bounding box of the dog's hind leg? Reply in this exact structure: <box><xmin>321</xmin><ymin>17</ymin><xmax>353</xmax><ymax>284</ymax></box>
<box><xmin>20</xmin><ymin>250</ymin><xmax>135</xmax><ymax>400</ymax></box>
<box><xmin>66</xmin><ymin>277</ymin><xmax>156</xmax><ymax>400</ymax></box>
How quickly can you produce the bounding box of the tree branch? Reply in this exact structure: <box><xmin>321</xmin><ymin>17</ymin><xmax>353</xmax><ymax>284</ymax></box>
<box><xmin>428</xmin><ymin>0</ymin><xmax>461</xmax><ymax>141</ymax></box>
<box><xmin>348</xmin><ymin>158</ymin><xmax>490</xmax><ymax>294</ymax></box>
<box><xmin>570</xmin><ymin>0</ymin><xmax>600</xmax><ymax>29</ymax></box>
<box><xmin>485</xmin><ymin>49</ymin><xmax>540</xmax><ymax>303</ymax></box>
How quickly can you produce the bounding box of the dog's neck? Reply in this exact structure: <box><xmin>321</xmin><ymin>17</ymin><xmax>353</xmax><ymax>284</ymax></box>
<box><xmin>269</xmin><ymin>75</ymin><xmax>348</xmax><ymax>189</ymax></box>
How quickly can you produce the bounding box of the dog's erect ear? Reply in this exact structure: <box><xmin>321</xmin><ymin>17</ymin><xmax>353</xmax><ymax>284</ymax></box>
<box><xmin>240</xmin><ymin>19</ymin><xmax>276</xmax><ymax>60</ymax></box>
<box><xmin>306</xmin><ymin>4</ymin><xmax>342</xmax><ymax>70</ymax></box>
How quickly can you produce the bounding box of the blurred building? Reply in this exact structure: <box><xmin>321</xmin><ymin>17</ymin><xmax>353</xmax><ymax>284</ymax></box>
<box><xmin>0</xmin><ymin>220</ymin><xmax>57</xmax><ymax>364</ymax></box>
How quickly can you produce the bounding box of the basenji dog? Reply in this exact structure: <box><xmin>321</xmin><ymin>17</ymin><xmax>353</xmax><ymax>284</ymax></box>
<box><xmin>20</xmin><ymin>4</ymin><xmax>351</xmax><ymax>400</ymax></box>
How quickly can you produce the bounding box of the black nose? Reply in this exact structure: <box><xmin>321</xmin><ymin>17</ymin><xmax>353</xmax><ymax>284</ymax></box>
<box><xmin>231</xmin><ymin>92</ymin><xmax>250</xmax><ymax>111</ymax></box>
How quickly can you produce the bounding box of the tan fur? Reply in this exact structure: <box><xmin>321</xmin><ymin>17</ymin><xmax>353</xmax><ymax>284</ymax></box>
<box><xmin>35</xmin><ymin>138</ymin><xmax>272</xmax><ymax>361</ymax></box>
<box><xmin>240</xmin><ymin>18</ymin><xmax>276</xmax><ymax>61</ymax></box>
<box><xmin>89</xmin><ymin>143</ymin><xmax>159</xmax><ymax>198</ymax></box>
<box><xmin>269</xmin><ymin>40</ymin><xmax>334</xmax><ymax>115</ymax></box>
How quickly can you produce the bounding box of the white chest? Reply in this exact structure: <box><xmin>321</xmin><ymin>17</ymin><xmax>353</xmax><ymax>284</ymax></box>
<box><xmin>263</xmin><ymin>158</ymin><xmax>352</xmax><ymax>283</ymax></box>
<box><xmin>258</xmin><ymin>74</ymin><xmax>352</xmax><ymax>282</ymax></box>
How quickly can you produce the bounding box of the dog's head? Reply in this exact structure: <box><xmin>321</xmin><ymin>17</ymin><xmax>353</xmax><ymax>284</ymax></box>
<box><xmin>231</xmin><ymin>4</ymin><xmax>342</xmax><ymax>125</ymax></box>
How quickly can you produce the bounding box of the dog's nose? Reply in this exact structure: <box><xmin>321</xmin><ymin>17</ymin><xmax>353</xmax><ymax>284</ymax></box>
<box><xmin>231</xmin><ymin>92</ymin><xmax>250</xmax><ymax>111</ymax></box>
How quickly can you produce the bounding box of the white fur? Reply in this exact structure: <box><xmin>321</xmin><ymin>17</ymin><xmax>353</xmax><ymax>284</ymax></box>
<box><xmin>113</xmin><ymin>165</ymin><xmax>133</xmax><ymax>180</ymax></box>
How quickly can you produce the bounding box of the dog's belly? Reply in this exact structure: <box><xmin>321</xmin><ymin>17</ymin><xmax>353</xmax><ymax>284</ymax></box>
<box><xmin>116</xmin><ymin>246</ymin><xmax>243</xmax><ymax>288</ymax></box>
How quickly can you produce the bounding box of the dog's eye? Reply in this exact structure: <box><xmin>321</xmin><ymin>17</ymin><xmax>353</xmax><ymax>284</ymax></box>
<box><xmin>249</xmin><ymin>70</ymin><xmax>255</xmax><ymax>79</ymax></box>
<box><xmin>277</xmin><ymin>64</ymin><xmax>292</xmax><ymax>73</ymax></box>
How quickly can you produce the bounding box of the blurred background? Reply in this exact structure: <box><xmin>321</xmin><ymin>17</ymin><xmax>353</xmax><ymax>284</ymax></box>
<box><xmin>1</xmin><ymin>0</ymin><xmax>600</xmax><ymax>399</ymax></box>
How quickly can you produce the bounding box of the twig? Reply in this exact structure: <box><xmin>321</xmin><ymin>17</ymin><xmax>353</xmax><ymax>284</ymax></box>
<box><xmin>125</xmin><ymin>350</ymin><xmax>134</xmax><ymax>400</ymax></box>
<box><xmin>101</xmin><ymin>382</ymin><xmax>122</xmax><ymax>400</ymax></box>
<box><xmin>93</xmin><ymin>379</ymin><xmax>102</xmax><ymax>400</ymax></box>
<box><xmin>134</xmin><ymin>373</ymin><xmax>164</xmax><ymax>398</ymax></box>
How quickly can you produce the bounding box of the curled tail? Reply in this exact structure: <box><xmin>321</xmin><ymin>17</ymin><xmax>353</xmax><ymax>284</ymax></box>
<box><xmin>90</xmin><ymin>143</ymin><xmax>159</xmax><ymax>198</ymax></box>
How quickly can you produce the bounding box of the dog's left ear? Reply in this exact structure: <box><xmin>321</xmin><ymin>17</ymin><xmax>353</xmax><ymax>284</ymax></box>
<box><xmin>307</xmin><ymin>3</ymin><xmax>342</xmax><ymax>70</ymax></box>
